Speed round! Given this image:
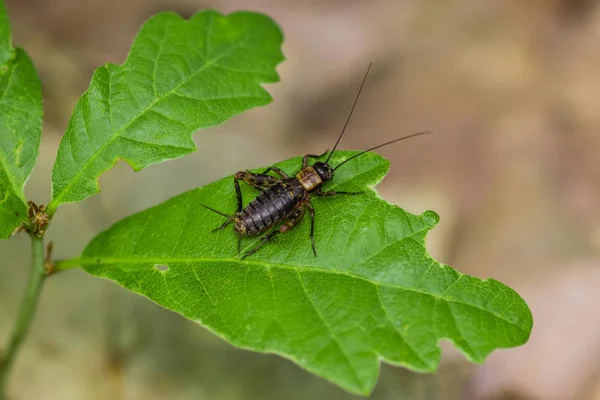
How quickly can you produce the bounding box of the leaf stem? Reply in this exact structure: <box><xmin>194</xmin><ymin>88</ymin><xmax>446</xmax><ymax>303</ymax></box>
<box><xmin>0</xmin><ymin>234</ymin><xmax>47</xmax><ymax>397</ymax></box>
<box><xmin>52</xmin><ymin>257</ymin><xmax>81</xmax><ymax>273</ymax></box>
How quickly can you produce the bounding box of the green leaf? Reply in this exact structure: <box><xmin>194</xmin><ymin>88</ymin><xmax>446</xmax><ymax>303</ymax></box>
<box><xmin>47</xmin><ymin>10</ymin><xmax>284</xmax><ymax>216</ymax></box>
<box><xmin>0</xmin><ymin>0</ymin><xmax>11</xmax><ymax>65</ymax></box>
<box><xmin>0</xmin><ymin>0</ymin><xmax>43</xmax><ymax>239</ymax></box>
<box><xmin>74</xmin><ymin>152</ymin><xmax>533</xmax><ymax>395</ymax></box>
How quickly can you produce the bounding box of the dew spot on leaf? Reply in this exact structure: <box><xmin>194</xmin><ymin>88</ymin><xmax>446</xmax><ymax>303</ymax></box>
<box><xmin>155</xmin><ymin>264</ymin><xmax>169</xmax><ymax>272</ymax></box>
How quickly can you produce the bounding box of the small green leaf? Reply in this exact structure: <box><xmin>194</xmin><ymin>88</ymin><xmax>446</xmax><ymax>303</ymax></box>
<box><xmin>0</xmin><ymin>0</ymin><xmax>43</xmax><ymax>239</ymax></box>
<box><xmin>76</xmin><ymin>152</ymin><xmax>533</xmax><ymax>395</ymax></box>
<box><xmin>48</xmin><ymin>10</ymin><xmax>284</xmax><ymax>216</ymax></box>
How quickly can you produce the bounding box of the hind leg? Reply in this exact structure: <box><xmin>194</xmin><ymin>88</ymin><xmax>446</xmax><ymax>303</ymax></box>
<box><xmin>259</xmin><ymin>166</ymin><xmax>289</xmax><ymax>179</ymax></box>
<box><xmin>304</xmin><ymin>200</ymin><xmax>317</xmax><ymax>257</ymax></box>
<box><xmin>233</xmin><ymin>171</ymin><xmax>281</xmax><ymax>211</ymax></box>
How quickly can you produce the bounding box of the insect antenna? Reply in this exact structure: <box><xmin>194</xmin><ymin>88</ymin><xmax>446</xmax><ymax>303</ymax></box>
<box><xmin>199</xmin><ymin>203</ymin><xmax>236</xmax><ymax>220</ymax></box>
<box><xmin>324</xmin><ymin>63</ymin><xmax>373</xmax><ymax>164</ymax></box>
<box><xmin>332</xmin><ymin>131</ymin><xmax>432</xmax><ymax>171</ymax></box>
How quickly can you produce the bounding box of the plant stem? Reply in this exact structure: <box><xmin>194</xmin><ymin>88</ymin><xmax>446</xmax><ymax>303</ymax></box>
<box><xmin>0</xmin><ymin>234</ymin><xmax>47</xmax><ymax>397</ymax></box>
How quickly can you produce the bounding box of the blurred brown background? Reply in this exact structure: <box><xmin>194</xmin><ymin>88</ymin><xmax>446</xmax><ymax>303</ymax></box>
<box><xmin>2</xmin><ymin>0</ymin><xmax>600</xmax><ymax>399</ymax></box>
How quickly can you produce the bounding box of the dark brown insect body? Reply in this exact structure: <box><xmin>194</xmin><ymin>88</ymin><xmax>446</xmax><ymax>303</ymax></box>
<box><xmin>236</xmin><ymin>162</ymin><xmax>329</xmax><ymax>236</ymax></box>
<box><xmin>235</xmin><ymin>182</ymin><xmax>302</xmax><ymax>236</ymax></box>
<box><xmin>201</xmin><ymin>64</ymin><xmax>431</xmax><ymax>258</ymax></box>
<box><xmin>201</xmin><ymin>153</ymin><xmax>350</xmax><ymax>258</ymax></box>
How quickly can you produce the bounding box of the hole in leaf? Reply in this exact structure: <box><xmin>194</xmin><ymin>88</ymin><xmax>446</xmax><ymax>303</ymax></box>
<box><xmin>154</xmin><ymin>264</ymin><xmax>169</xmax><ymax>272</ymax></box>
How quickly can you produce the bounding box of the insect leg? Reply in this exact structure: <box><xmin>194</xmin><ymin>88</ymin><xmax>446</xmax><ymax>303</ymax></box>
<box><xmin>302</xmin><ymin>150</ymin><xmax>330</xmax><ymax>168</ymax></box>
<box><xmin>212</xmin><ymin>219</ymin><xmax>232</xmax><ymax>232</ymax></box>
<box><xmin>200</xmin><ymin>203</ymin><xmax>235</xmax><ymax>232</ymax></box>
<box><xmin>242</xmin><ymin>206</ymin><xmax>306</xmax><ymax>259</ymax></box>
<box><xmin>315</xmin><ymin>189</ymin><xmax>364</xmax><ymax>196</ymax></box>
<box><xmin>233</xmin><ymin>173</ymin><xmax>245</xmax><ymax>213</ymax></box>
<box><xmin>235</xmin><ymin>171</ymin><xmax>279</xmax><ymax>193</ymax></box>
<box><xmin>304</xmin><ymin>200</ymin><xmax>317</xmax><ymax>257</ymax></box>
<box><xmin>241</xmin><ymin>231</ymin><xmax>278</xmax><ymax>260</ymax></box>
<box><xmin>259</xmin><ymin>166</ymin><xmax>289</xmax><ymax>179</ymax></box>
<box><xmin>233</xmin><ymin>170</ymin><xmax>280</xmax><ymax>217</ymax></box>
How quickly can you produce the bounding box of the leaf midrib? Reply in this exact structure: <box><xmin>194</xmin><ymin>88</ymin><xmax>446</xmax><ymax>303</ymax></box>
<box><xmin>49</xmin><ymin>32</ymin><xmax>252</xmax><ymax>210</ymax></box>
<box><xmin>79</xmin><ymin>256</ymin><xmax>528</xmax><ymax>334</ymax></box>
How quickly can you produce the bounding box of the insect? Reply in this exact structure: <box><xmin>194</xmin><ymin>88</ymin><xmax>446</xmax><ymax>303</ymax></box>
<box><xmin>201</xmin><ymin>64</ymin><xmax>431</xmax><ymax>259</ymax></box>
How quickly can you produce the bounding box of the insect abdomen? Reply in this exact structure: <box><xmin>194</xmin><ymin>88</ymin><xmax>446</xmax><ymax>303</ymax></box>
<box><xmin>237</xmin><ymin>183</ymin><xmax>301</xmax><ymax>235</ymax></box>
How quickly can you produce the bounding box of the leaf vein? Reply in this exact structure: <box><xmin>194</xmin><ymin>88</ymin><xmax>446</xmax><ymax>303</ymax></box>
<box><xmin>151</xmin><ymin>17</ymin><xmax>170</xmax><ymax>98</ymax></box>
<box><xmin>375</xmin><ymin>285</ymin><xmax>429</xmax><ymax>369</ymax></box>
<box><xmin>296</xmin><ymin>270</ymin><xmax>363</xmax><ymax>390</ymax></box>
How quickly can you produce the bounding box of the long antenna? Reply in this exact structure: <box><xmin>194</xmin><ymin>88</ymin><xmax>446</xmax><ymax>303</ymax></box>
<box><xmin>332</xmin><ymin>131</ymin><xmax>432</xmax><ymax>171</ymax></box>
<box><xmin>325</xmin><ymin>63</ymin><xmax>373</xmax><ymax>163</ymax></box>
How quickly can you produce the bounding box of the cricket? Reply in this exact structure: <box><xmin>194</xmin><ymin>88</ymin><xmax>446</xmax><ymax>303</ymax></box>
<box><xmin>200</xmin><ymin>64</ymin><xmax>431</xmax><ymax>259</ymax></box>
